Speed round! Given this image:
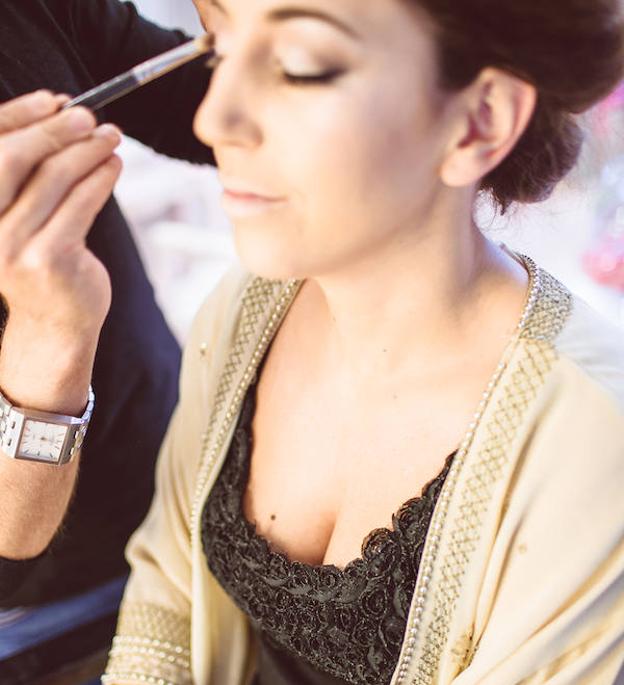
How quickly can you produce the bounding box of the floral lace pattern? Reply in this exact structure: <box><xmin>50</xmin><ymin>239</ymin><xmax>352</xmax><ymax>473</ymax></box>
<box><xmin>201</xmin><ymin>378</ymin><xmax>455</xmax><ymax>685</ymax></box>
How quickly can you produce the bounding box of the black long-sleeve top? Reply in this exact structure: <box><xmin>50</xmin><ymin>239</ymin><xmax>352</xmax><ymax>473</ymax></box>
<box><xmin>0</xmin><ymin>0</ymin><xmax>214</xmax><ymax>608</ymax></box>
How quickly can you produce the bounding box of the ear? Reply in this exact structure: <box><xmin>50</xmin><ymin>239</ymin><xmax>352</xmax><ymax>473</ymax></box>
<box><xmin>440</xmin><ymin>68</ymin><xmax>537</xmax><ymax>189</ymax></box>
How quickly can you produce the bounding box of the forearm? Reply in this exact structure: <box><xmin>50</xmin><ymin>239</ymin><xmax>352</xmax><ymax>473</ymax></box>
<box><xmin>0</xmin><ymin>446</ymin><xmax>80</xmax><ymax>559</ymax></box>
<box><xmin>0</xmin><ymin>91</ymin><xmax>118</xmax><ymax>560</ymax></box>
<box><xmin>0</xmin><ymin>320</ymin><xmax>96</xmax><ymax>559</ymax></box>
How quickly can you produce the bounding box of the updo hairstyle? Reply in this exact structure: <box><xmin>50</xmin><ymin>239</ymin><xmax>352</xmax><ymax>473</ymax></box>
<box><xmin>414</xmin><ymin>0</ymin><xmax>624</xmax><ymax>211</ymax></box>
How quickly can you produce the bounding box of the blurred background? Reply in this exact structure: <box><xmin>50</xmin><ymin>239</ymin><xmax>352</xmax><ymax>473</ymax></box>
<box><xmin>118</xmin><ymin>0</ymin><xmax>624</xmax><ymax>344</ymax></box>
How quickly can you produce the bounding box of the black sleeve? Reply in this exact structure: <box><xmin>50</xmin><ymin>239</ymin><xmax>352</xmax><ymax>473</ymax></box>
<box><xmin>0</xmin><ymin>551</ymin><xmax>47</xmax><ymax>602</ymax></box>
<box><xmin>47</xmin><ymin>0</ymin><xmax>215</xmax><ymax>164</ymax></box>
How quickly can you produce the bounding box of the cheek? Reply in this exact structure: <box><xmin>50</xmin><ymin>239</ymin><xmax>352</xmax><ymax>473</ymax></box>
<box><xmin>226</xmin><ymin>75</ymin><xmax>446</xmax><ymax>280</ymax></box>
<box><xmin>269</xmin><ymin>83</ymin><xmax>442</xmax><ymax>236</ymax></box>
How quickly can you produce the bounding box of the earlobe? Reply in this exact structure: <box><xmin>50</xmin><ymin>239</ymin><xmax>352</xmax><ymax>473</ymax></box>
<box><xmin>439</xmin><ymin>69</ymin><xmax>537</xmax><ymax>189</ymax></box>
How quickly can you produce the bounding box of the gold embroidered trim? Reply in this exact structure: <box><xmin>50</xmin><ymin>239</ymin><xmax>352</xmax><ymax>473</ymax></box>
<box><xmin>102</xmin><ymin>603</ymin><xmax>191</xmax><ymax>685</ymax></box>
<box><xmin>190</xmin><ymin>277</ymin><xmax>301</xmax><ymax>540</ymax></box>
<box><xmin>393</xmin><ymin>257</ymin><xmax>573</xmax><ymax>684</ymax></box>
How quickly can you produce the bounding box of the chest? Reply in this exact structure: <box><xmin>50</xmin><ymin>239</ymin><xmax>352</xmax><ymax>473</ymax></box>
<box><xmin>242</xmin><ymin>373</ymin><xmax>478</xmax><ymax>570</ymax></box>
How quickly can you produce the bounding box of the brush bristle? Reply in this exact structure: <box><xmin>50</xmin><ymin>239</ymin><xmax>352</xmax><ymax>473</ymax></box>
<box><xmin>196</xmin><ymin>32</ymin><xmax>216</xmax><ymax>53</ymax></box>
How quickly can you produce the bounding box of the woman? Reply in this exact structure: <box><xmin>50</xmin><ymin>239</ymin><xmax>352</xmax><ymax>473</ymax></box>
<box><xmin>103</xmin><ymin>0</ymin><xmax>624</xmax><ymax>683</ymax></box>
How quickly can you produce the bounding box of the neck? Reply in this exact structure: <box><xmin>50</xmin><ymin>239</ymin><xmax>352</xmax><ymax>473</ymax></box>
<box><xmin>301</xmin><ymin>206</ymin><xmax>529</xmax><ymax>384</ymax></box>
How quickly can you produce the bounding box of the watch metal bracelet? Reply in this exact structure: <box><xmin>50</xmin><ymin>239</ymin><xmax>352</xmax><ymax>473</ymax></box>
<box><xmin>0</xmin><ymin>386</ymin><xmax>95</xmax><ymax>466</ymax></box>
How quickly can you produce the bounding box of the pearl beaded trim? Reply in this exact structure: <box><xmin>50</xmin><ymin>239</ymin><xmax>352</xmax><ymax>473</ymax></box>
<box><xmin>190</xmin><ymin>279</ymin><xmax>301</xmax><ymax>542</ymax></box>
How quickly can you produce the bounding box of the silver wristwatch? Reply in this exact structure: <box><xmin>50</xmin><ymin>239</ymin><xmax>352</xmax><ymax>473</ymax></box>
<box><xmin>0</xmin><ymin>386</ymin><xmax>95</xmax><ymax>466</ymax></box>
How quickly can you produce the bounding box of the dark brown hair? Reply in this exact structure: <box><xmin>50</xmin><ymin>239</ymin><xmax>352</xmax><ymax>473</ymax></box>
<box><xmin>413</xmin><ymin>0</ymin><xmax>624</xmax><ymax>212</ymax></box>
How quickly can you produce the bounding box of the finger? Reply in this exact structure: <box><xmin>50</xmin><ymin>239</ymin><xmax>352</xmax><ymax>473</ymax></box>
<box><xmin>54</xmin><ymin>95</ymin><xmax>72</xmax><ymax>108</ymax></box>
<box><xmin>0</xmin><ymin>91</ymin><xmax>62</xmax><ymax>135</ymax></box>
<box><xmin>0</xmin><ymin>124</ymin><xmax>121</xmax><ymax>247</ymax></box>
<box><xmin>0</xmin><ymin>107</ymin><xmax>97</xmax><ymax>214</ymax></box>
<box><xmin>35</xmin><ymin>155</ymin><xmax>123</xmax><ymax>249</ymax></box>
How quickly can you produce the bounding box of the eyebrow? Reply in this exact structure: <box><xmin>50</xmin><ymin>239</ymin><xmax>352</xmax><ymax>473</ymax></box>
<box><xmin>209</xmin><ymin>0</ymin><xmax>361</xmax><ymax>40</ymax></box>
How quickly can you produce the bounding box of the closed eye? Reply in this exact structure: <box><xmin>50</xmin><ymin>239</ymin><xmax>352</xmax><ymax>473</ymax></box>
<box><xmin>282</xmin><ymin>69</ymin><xmax>343</xmax><ymax>85</ymax></box>
<box><xmin>206</xmin><ymin>52</ymin><xmax>343</xmax><ymax>86</ymax></box>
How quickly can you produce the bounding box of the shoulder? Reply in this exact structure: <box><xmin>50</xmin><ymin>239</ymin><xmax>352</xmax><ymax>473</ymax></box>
<box><xmin>180</xmin><ymin>267</ymin><xmax>298</xmax><ymax>396</ymax></box>
<box><xmin>553</xmin><ymin>294</ymin><xmax>624</xmax><ymax>413</ymax></box>
<box><xmin>179</xmin><ymin>265</ymin><xmax>252</xmax><ymax>393</ymax></box>
<box><xmin>186</xmin><ymin>266</ymin><xmax>293</xmax><ymax>357</ymax></box>
<box><xmin>511</xmin><ymin>266</ymin><xmax>623</xmax><ymax>489</ymax></box>
<box><xmin>187</xmin><ymin>265</ymin><xmax>254</xmax><ymax>349</ymax></box>
<box><xmin>516</xmin><ymin>257</ymin><xmax>623</xmax><ymax>416</ymax></box>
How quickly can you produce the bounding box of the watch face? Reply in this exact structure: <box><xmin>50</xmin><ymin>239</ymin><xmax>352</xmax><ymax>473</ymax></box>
<box><xmin>19</xmin><ymin>420</ymin><xmax>68</xmax><ymax>463</ymax></box>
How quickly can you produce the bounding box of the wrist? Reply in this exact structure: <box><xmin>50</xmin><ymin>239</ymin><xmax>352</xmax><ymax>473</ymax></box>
<box><xmin>0</xmin><ymin>321</ymin><xmax>97</xmax><ymax>416</ymax></box>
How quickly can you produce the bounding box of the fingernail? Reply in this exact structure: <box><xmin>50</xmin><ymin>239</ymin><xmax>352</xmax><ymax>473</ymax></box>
<box><xmin>65</xmin><ymin>107</ymin><xmax>95</xmax><ymax>132</ymax></box>
<box><xmin>93</xmin><ymin>124</ymin><xmax>122</xmax><ymax>142</ymax></box>
<box><xmin>54</xmin><ymin>94</ymin><xmax>72</xmax><ymax>108</ymax></box>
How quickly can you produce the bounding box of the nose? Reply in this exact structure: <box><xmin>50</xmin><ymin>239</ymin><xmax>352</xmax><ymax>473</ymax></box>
<box><xmin>193</xmin><ymin>50</ymin><xmax>263</xmax><ymax>151</ymax></box>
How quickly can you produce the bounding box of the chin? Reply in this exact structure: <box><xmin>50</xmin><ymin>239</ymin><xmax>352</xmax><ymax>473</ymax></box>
<box><xmin>232</xmin><ymin>221</ymin><xmax>306</xmax><ymax>282</ymax></box>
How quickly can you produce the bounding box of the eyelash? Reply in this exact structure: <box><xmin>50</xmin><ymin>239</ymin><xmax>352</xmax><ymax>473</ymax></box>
<box><xmin>283</xmin><ymin>70</ymin><xmax>342</xmax><ymax>86</ymax></box>
<box><xmin>205</xmin><ymin>53</ymin><xmax>342</xmax><ymax>86</ymax></box>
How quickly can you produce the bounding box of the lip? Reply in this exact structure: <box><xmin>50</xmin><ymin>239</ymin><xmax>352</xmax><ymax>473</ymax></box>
<box><xmin>220</xmin><ymin>180</ymin><xmax>287</xmax><ymax>217</ymax></box>
<box><xmin>223</xmin><ymin>188</ymin><xmax>282</xmax><ymax>202</ymax></box>
<box><xmin>220</xmin><ymin>177</ymin><xmax>284</xmax><ymax>201</ymax></box>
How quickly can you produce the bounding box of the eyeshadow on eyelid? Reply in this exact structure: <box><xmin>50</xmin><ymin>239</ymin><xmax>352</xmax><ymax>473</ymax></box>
<box><xmin>280</xmin><ymin>53</ymin><xmax>338</xmax><ymax>70</ymax></box>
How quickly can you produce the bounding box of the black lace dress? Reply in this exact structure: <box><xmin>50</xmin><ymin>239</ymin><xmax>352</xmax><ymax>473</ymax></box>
<box><xmin>201</xmin><ymin>374</ymin><xmax>456</xmax><ymax>685</ymax></box>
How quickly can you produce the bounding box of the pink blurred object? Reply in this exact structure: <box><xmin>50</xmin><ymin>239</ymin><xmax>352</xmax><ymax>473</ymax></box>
<box><xmin>583</xmin><ymin>227</ymin><xmax>624</xmax><ymax>292</ymax></box>
<box><xmin>603</xmin><ymin>82</ymin><xmax>624</xmax><ymax>110</ymax></box>
<box><xmin>583</xmin><ymin>83</ymin><xmax>624</xmax><ymax>293</ymax></box>
<box><xmin>593</xmin><ymin>82</ymin><xmax>624</xmax><ymax>138</ymax></box>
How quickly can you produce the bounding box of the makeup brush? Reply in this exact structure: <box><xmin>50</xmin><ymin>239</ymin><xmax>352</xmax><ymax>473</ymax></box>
<box><xmin>63</xmin><ymin>34</ymin><xmax>215</xmax><ymax>112</ymax></box>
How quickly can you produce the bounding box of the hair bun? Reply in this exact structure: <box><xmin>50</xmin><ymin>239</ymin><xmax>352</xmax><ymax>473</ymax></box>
<box><xmin>416</xmin><ymin>0</ymin><xmax>624</xmax><ymax>211</ymax></box>
<box><xmin>480</xmin><ymin>103</ymin><xmax>584</xmax><ymax>212</ymax></box>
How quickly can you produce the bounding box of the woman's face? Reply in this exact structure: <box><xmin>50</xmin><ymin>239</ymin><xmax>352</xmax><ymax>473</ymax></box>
<box><xmin>193</xmin><ymin>0</ymin><xmax>456</xmax><ymax>280</ymax></box>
